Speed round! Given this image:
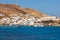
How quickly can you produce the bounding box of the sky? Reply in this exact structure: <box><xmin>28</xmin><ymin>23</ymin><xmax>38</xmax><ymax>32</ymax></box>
<box><xmin>0</xmin><ymin>0</ymin><xmax>60</xmax><ymax>17</ymax></box>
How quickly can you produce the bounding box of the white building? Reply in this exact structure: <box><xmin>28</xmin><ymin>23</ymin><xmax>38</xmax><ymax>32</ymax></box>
<box><xmin>0</xmin><ymin>13</ymin><xmax>5</xmax><ymax>17</ymax></box>
<box><xmin>10</xmin><ymin>16</ymin><xmax>20</xmax><ymax>22</ymax></box>
<box><xmin>0</xmin><ymin>17</ymin><xmax>10</xmax><ymax>24</ymax></box>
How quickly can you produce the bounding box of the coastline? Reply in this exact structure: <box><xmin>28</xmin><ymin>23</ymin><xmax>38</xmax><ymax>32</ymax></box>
<box><xmin>0</xmin><ymin>4</ymin><xmax>60</xmax><ymax>27</ymax></box>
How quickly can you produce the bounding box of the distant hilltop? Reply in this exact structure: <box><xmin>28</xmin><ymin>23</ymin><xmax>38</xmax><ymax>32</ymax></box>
<box><xmin>0</xmin><ymin>4</ymin><xmax>60</xmax><ymax>27</ymax></box>
<box><xmin>0</xmin><ymin>4</ymin><xmax>47</xmax><ymax>18</ymax></box>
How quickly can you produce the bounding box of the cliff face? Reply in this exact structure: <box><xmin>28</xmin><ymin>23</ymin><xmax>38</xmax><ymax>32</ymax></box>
<box><xmin>0</xmin><ymin>4</ymin><xmax>47</xmax><ymax>18</ymax></box>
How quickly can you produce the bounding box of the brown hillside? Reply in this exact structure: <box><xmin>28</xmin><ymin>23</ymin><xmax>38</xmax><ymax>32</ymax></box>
<box><xmin>0</xmin><ymin>4</ymin><xmax>47</xmax><ymax>18</ymax></box>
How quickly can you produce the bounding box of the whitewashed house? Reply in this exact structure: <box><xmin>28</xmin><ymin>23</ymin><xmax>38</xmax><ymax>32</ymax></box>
<box><xmin>0</xmin><ymin>13</ymin><xmax>4</xmax><ymax>17</ymax></box>
<box><xmin>0</xmin><ymin>17</ymin><xmax>10</xmax><ymax>24</ymax></box>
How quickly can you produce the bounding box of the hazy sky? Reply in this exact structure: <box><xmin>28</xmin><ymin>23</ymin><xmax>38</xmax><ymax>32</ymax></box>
<box><xmin>0</xmin><ymin>0</ymin><xmax>60</xmax><ymax>17</ymax></box>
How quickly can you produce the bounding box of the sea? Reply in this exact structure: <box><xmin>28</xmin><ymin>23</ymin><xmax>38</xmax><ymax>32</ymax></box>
<box><xmin>0</xmin><ymin>26</ymin><xmax>60</xmax><ymax>40</ymax></box>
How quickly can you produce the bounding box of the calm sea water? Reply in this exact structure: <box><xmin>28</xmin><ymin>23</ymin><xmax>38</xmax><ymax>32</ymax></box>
<box><xmin>0</xmin><ymin>26</ymin><xmax>60</xmax><ymax>40</ymax></box>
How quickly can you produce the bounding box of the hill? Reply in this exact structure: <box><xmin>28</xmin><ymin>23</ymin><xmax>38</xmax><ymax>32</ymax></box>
<box><xmin>0</xmin><ymin>4</ymin><xmax>47</xmax><ymax>18</ymax></box>
<box><xmin>0</xmin><ymin>4</ymin><xmax>60</xmax><ymax>27</ymax></box>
